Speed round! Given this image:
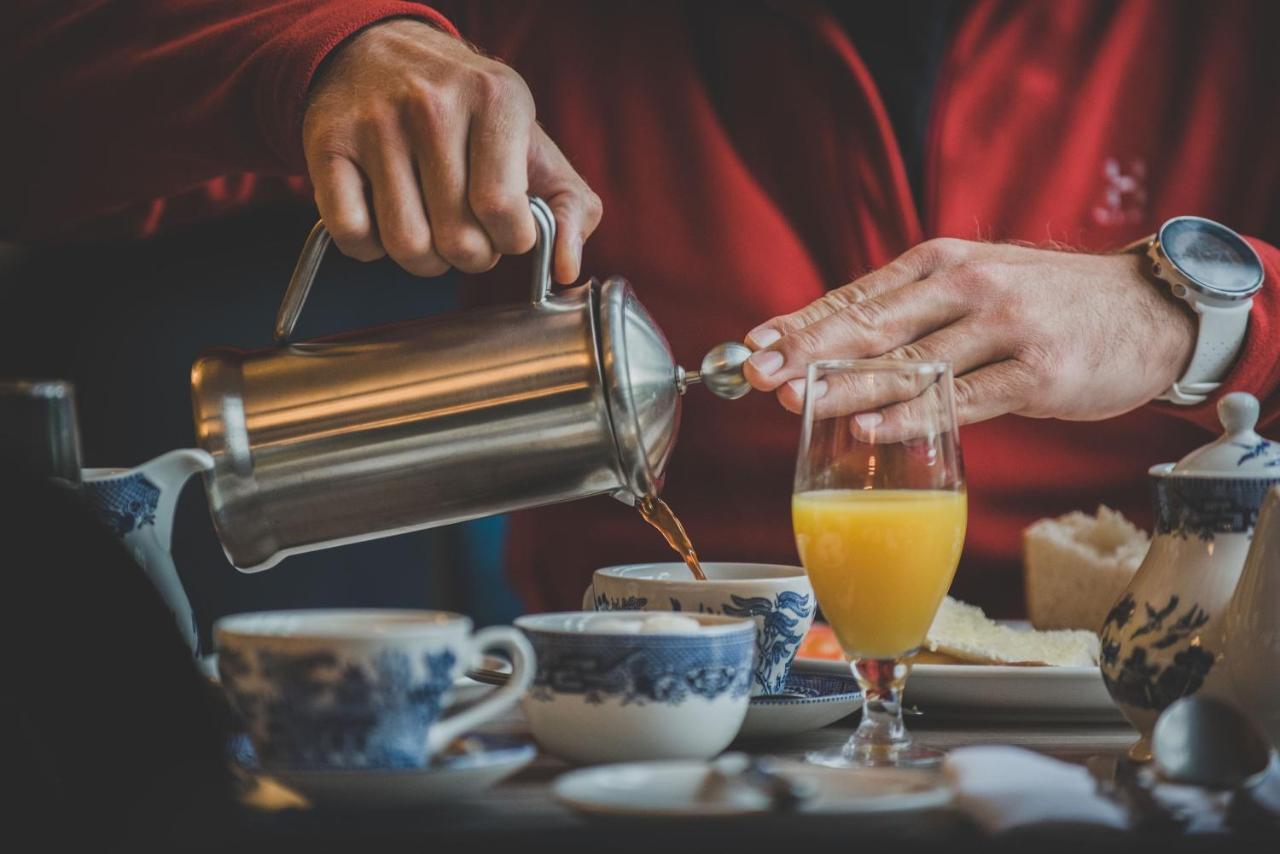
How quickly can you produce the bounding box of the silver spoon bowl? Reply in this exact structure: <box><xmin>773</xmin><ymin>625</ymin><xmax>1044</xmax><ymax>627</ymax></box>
<box><xmin>1152</xmin><ymin>696</ymin><xmax>1273</xmax><ymax>790</ymax></box>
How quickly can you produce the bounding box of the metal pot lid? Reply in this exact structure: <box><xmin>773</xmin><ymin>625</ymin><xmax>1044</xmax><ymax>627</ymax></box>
<box><xmin>596</xmin><ymin>276</ymin><xmax>681</xmax><ymax>497</ymax></box>
<box><xmin>1161</xmin><ymin>392</ymin><xmax>1280</xmax><ymax>477</ymax></box>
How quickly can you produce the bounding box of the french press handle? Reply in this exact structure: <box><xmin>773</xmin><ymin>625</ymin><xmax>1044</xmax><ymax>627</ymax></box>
<box><xmin>273</xmin><ymin>196</ymin><xmax>557</xmax><ymax>343</ymax></box>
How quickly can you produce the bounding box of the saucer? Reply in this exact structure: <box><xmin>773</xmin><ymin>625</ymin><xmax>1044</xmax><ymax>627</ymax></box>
<box><xmin>737</xmin><ymin>672</ymin><xmax>862</xmax><ymax>740</ymax></box>
<box><xmin>234</xmin><ymin>733</ymin><xmax>536</xmax><ymax>809</ymax></box>
<box><xmin>554</xmin><ymin>759</ymin><xmax>950</xmax><ymax>817</ymax></box>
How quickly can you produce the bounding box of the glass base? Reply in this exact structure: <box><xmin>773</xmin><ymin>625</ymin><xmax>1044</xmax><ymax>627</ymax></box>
<box><xmin>804</xmin><ymin>655</ymin><xmax>945</xmax><ymax>769</ymax></box>
<box><xmin>806</xmin><ymin>741</ymin><xmax>945</xmax><ymax>769</ymax></box>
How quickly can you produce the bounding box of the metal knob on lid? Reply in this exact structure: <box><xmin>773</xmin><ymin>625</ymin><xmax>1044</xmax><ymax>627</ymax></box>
<box><xmin>681</xmin><ymin>342</ymin><xmax>753</xmax><ymax>400</ymax></box>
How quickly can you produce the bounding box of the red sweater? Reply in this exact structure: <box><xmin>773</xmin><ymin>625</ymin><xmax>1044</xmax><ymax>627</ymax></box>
<box><xmin>7</xmin><ymin>1</ymin><xmax>1280</xmax><ymax>615</ymax></box>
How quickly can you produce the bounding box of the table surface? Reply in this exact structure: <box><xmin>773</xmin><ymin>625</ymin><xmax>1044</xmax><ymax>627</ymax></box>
<box><xmin>232</xmin><ymin>699</ymin><xmax>1191</xmax><ymax>853</ymax></box>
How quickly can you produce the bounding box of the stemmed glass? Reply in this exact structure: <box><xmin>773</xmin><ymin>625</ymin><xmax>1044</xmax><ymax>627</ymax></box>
<box><xmin>792</xmin><ymin>359</ymin><xmax>966</xmax><ymax>768</ymax></box>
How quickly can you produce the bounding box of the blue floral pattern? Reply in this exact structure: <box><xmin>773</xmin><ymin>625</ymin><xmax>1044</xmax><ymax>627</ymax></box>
<box><xmin>722</xmin><ymin>591</ymin><xmax>815</xmax><ymax>693</ymax></box>
<box><xmin>83</xmin><ymin>472</ymin><xmax>161</xmax><ymax>536</ymax></box>
<box><xmin>1152</xmin><ymin>476</ymin><xmax>1280</xmax><ymax>541</ymax></box>
<box><xmin>1100</xmin><ymin>592</ymin><xmax>1216</xmax><ymax>712</ymax></box>
<box><xmin>522</xmin><ymin>630</ymin><xmax>754</xmax><ymax>706</ymax></box>
<box><xmin>594</xmin><ymin>594</ymin><xmax>648</xmax><ymax>611</ymax></box>
<box><xmin>596</xmin><ymin>588</ymin><xmax>815</xmax><ymax>695</ymax></box>
<box><xmin>218</xmin><ymin>645</ymin><xmax>458</xmax><ymax>770</ymax></box>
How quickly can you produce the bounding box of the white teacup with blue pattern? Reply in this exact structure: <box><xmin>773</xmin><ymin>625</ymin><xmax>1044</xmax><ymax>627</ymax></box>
<box><xmin>517</xmin><ymin>611</ymin><xmax>756</xmax><ymax>763</ymax></box>
<box><xmin>215</xmin><ymin>609</ymin><xmax>534</xmax><ymax>770</ymax></box>
<box><xmin>583</xmin><ymin>563</ymin><xmax>815</xmax><ymax>696</ymax></box>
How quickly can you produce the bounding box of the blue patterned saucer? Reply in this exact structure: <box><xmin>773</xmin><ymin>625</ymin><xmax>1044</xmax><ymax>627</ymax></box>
<box><xmin>737</xmin><ymin>672</ymin><xmax>862</xmax><ymax>740</ymax></box>
<box><xmin>231</xmin><ymin>733</ymin><xmax>536</xmax><ymax>808</ymax></box>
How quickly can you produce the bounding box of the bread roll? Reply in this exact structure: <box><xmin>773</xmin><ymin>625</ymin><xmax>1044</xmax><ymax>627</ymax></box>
<box><xmin>1023</xmin><ymin>505</ymin><xmax>1147</xmax><ymax>632</ymax></box>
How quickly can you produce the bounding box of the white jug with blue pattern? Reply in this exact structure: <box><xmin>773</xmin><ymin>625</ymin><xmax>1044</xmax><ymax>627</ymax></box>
<box><xmin>1100</xmin><ymin>393</ymin><xmax>1280</xmax><ymax>760</ymax></box>
<box><xmin>82</xmin><ymin>449</ymin><xmax>214</xmax><ymax>655</ymax></box>
<box><xmin>1223</xmin><ymin>485</ymin><xmax>1280</xmax><ymax>748</ymax></box>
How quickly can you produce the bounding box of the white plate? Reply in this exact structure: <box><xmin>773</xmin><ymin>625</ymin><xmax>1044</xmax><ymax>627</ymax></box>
<box><xmin>737</xmin><ymin>672</ymin><xmax>862</xmax><ymax>740</ymax></box>
<box><xmin>238</xmin><ymin>734</ymin><xmax>535</xmax><ymax>809</ymax></box>
<box><xmin>554</xmin><ymin>759</ymin><xmax>950</xmax><ymax>817</ymax></box>
<box><xmin>795</xmin><ymin>657</ymin><xmax>1121</xmax><ymax>721</ymax></box>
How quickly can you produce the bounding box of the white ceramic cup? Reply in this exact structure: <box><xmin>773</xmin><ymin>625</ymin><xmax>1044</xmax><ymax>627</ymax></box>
<box><xmin>215</xmin><ymin>609</ymin><xmax>534</xmax><ymax>769</ymax></box>
<box><xmin>583</xmin><ymin>562</ymin><xmax>815</xmax><ymax>695</ymax></box>
<box><xmin>516</xmin><ymin>611</ymin><xmax>756</xmax><ymax>763</ymax></box>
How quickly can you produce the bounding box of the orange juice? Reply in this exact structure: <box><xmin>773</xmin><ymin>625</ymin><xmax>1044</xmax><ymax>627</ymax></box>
<box><xmin>792</xmin><ymin>489</ymin><xmax>966</xmax><ymax>659</ymax></box>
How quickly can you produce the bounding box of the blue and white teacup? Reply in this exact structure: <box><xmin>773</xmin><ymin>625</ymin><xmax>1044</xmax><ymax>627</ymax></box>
<box><xmin>516</xmin><ymin>611</ymin><xmax>756</xmax><ymax>763</ymax></box>
<box><xmin>215</xmin><ymin>609</ymin><xmax>533</xmax><ymax>770</ymax></box>
<box><xmin>583</xmin><ymin>562</ymin><xmax>815</xmax><ymax>696</ymax></box>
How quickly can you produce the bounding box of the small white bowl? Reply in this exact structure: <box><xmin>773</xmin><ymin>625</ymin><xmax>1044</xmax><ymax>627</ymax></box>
<box><xmin>515</xmin><ymin>612</ymin><xmax>756</xmax><ymax>763</ymax></box>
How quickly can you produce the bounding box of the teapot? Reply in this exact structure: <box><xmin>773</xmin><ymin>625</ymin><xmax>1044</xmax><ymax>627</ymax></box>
<box><xmin>82</xmin><ymin>448</ymin><xmax>214</xmax><ymax>654</ymax></box>
<box><xmin>191</xmin><ymin>198</ymin><xmax>751</xmax><ymax>572</ymax></box>
<box><xmin>1223</xmin><ymin>484</ymin><xmax>1280</xmax><ymax>747</ymax></box>
<box><xmin>1100</xmin><ymin>392</ymin><xmax>1280</xmax><ymax>759</ymax></box>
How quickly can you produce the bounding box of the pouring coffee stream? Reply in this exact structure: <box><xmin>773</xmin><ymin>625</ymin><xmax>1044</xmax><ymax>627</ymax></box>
<box><xmin>638</xmin><ymin>493</ymin><xmax>707</xmax><ymax>581</ymax></box>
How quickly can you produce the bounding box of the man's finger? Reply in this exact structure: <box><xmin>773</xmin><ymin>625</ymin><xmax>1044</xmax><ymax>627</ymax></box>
<box><xmin>853</xmin><ymin>359</ymin><xmax>1032</xmax><ymax>444</ymax></box>
<box><xmin>309</xmin><ymin>153</ymin><xmax>384</xmax><ymax>262</ymax></box>
<box><xmin>468</xmin><ymin>94</ymin><xmax>537</xmax><ymax>255</ymax></box>
<box><xmin>361</xmin><ymin>136</ymin><xmax>446</xmax><ymax>277</ymax></box>
<box><xmin>745</xmin><ymin>237</ymin><xmax>963</xmax><ymax>348</ymax></box>
<box><xmin>529</xmin><ymin>126</ymin><xmax>602</xmax><ymax>284</ymax></box>
<box><xmin>776</xmin><ymin>321</ymin><xmax>1008</xmax><ymax>415</ymax></box>
<box><xmin>744</xmin><ymin>275</ymin><xmax>970</xmax><ymax>392</ymax></box>
<box><xmin>411</xmin><ymin>95</ymin><xmax>498</xmax><ymax>274</ymax></box>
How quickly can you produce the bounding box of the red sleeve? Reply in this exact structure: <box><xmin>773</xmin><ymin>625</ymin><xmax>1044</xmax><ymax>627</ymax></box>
<box><xmin>1152</xmin><ymin>237</ymin><xmax>1280</xmax><ymax>433</ymax></box>
<box><xmin>2</xmin><ymin>1</ymin><xmax>458</xmax><ymax>241</ymax></box>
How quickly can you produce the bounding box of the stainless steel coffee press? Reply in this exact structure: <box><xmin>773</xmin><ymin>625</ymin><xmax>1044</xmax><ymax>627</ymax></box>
<box><xmin>191</xmin><ymin>197</ymin><xmax>751</xmax><ymax>571</ymax></box>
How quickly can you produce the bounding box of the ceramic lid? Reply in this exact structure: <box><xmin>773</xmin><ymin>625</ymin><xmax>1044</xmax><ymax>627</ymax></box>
<box><xmin>1167</xmin><ymin>392</ymin><xmax>1280</xmax><ymax>477</ymax></box>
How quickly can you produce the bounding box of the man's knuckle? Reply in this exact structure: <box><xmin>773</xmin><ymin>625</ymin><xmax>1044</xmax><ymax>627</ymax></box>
<box><xmin>953</xmin><ymin>375</ymin><xmax>978</xmax><ymax>407</ymax></box>
<box><xmin>381</xmin><ymin>226</ymin><xmax>430</xmax><ymax>261</ymax></box>
<box><xmin>916</xmin><ymin>237</ymin><xmax>967</xmax><ymax>267</ymax></box>
<box><xmin>1015</xmin><ymin>341</ymin><xmax>1055</xmax><ymax>378</ymax></box>
<box><xmin>896</xmin><ymin>342</ymin><xmax>931</xmax><ymax>363</ymax></box>
<box><xmin>324</xmin><ymin>210</ymin><xmax>370</xmax><ymax>244</ymax></box>
<box><xmin>435</xmin><ymin>228</ymin><xmax>495</xmax><ymax>269</ymax></box>
<box><xmin>472</xmin><ymin>63</ymin><xmax>528</xmax><ymax>110</ymax></box>
<box><xmin>406</xmin><ymin>86</ymin><xmax>455</xmax><ymax>133</ymax></box>
<box><xmin>843</xmin><ymin>299</ymin><xmax>886</xmax><ymax>335</ymax></box>
<box><xmin>470</xmin><ymin>187</ymin><xmax>523</xmax><ymax>225</ymax></box>
<box><xmin>785</xmin><ymin>326</ymin><xmax>824</xmax><ymax>360</ymax></box>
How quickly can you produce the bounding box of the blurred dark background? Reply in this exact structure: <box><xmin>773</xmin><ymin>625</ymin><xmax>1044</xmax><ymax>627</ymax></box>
<box><xmin>0</xmin><ymin>204</ymin><xmax>524</xmax><ymax>650</ymax></box>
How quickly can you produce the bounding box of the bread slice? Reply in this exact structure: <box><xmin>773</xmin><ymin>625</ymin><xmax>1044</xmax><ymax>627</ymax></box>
<box><xmin>924</xmin><ymin>597</ymin><xmax>1100</xmax><ymax>667</ymax></box>
<box><xmin>1023</xmin><ymin>505</ymin><xmax>1148</xmax><ymax>632</ymax></box>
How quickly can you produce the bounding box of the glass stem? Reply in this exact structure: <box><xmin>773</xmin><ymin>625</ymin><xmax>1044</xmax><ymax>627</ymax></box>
<box><xmin>850</xmin><ymin>657</ymin><xmax>911</xmax><ymax>751</ymax></box>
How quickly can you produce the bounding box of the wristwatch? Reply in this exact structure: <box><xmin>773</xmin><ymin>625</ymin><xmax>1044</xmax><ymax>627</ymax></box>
<box><xmin>1138</xmin><ymin>217</ymin><xmax>1264</xmax><ymax>405</ymax></box>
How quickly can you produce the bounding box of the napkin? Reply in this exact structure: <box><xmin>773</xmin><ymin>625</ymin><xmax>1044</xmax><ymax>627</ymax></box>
<box><xmin>943</xmin><ymin>746</ymin><xmax>1128</xmax><ymax>833</ymax></box>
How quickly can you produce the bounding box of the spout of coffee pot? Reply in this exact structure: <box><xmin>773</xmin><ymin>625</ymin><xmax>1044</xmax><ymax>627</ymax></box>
<box><xmin>680</xmin><ymin>341</ymin><xmax>753</xmax><ymax>400</ymax></box>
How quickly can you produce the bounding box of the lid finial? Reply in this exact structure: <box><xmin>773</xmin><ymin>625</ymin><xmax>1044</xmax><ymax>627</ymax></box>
<box><xmin>1218</xmin><ymin>392</ymin><xmax>1260</xmax><ymax>436</ymax></box>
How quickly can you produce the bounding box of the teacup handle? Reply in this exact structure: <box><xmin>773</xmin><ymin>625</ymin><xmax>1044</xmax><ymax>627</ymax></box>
<box><xmin>426</xmin><ymin>626</ymin><xmax>535</xmax><ymax>755</ymax></box>
<box><xmin>581</xmin><ymin>583</ymin><xmax>596</xmax><ymax>611</ymax></box>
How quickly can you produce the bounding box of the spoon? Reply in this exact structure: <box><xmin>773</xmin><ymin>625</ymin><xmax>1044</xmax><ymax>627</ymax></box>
<box><xmin>1153</xmin><ymin>696</ymin><xmax>1279</xmax><ymax>830</ymax></box>
<box><xmin>1152</xmin><ymin>696</ymin><xmax>1272</xmax><ymax>789</ymax></box>
<box><xmin>706</xmin><ymin>753</ymin><xmax>817</xmax><ymax>811</ymax></box>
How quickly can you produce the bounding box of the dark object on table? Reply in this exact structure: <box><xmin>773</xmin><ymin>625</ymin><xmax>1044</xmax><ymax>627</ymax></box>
<box><xmin>0</xmin><ymin>458</ymin><xmax>236</xmax><ymax>848</ymax></box>
<box><xmin>1153</xmin><ymin>696</ymin><xmax>1272</xmax><ymax>790</ymax></box>
<box><xmin>0</xmin><ymin>378</ymin><xmax>82</xmax><ymax>483</ymax></box>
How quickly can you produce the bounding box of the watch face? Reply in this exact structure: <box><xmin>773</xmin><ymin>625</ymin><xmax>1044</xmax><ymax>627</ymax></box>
<box><xmin>1161</xmin><ymin>217</ymin><xmax>1263</xmax><ymax>297</ymax></box>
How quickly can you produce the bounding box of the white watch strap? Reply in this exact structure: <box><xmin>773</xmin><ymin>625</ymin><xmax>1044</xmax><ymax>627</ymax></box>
<box><xmin>1158</xmin><ymin>298</ymin><xmax>1252</xmax><ymax>405</ymax></box>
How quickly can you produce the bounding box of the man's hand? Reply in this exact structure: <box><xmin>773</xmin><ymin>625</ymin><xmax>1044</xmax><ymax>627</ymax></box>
<box><xmin>742</xmin><ymin>239</ymin><xmax>1196</xmax><ymax>438</ymax></box>
<box><xmin>302</xmin><ymin>19</ymin><xmax>602</xmax><ymax>282</ymax></box>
